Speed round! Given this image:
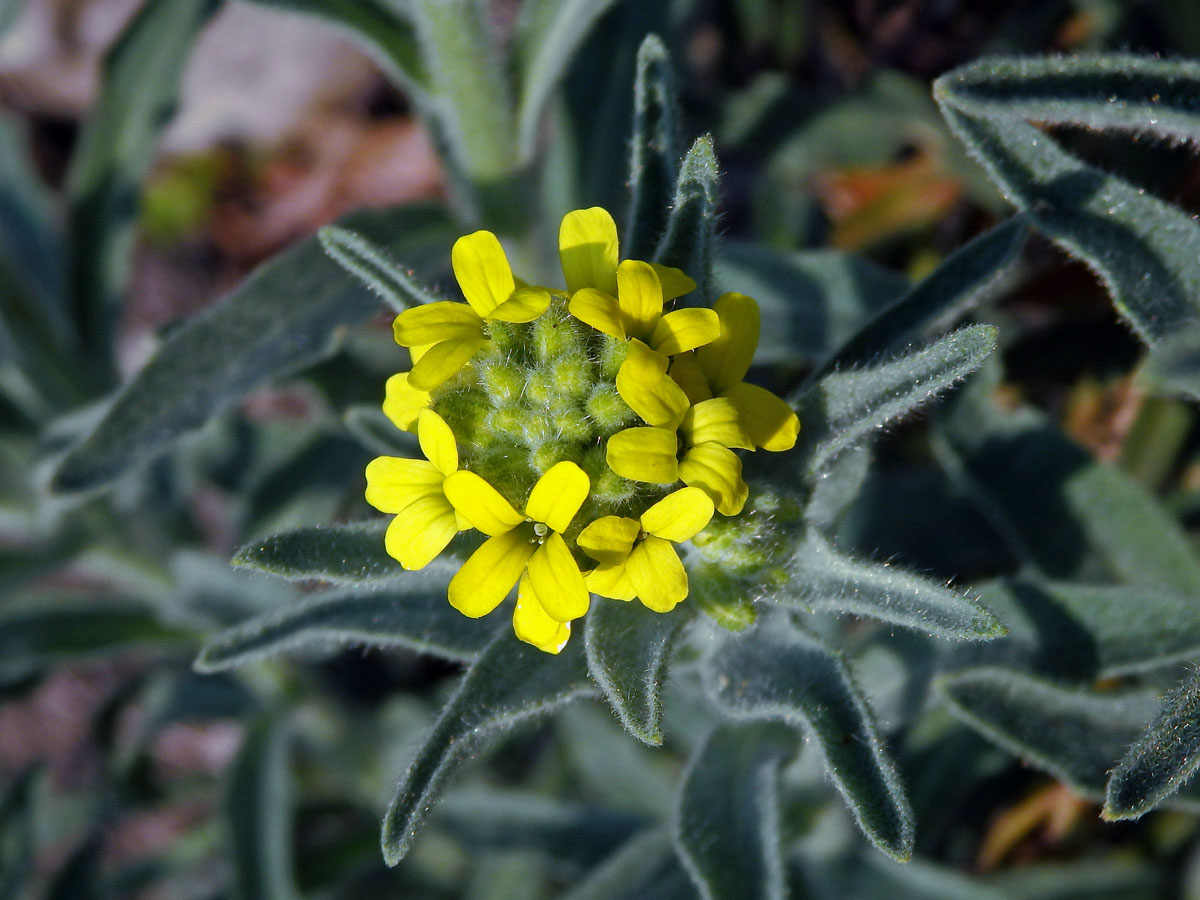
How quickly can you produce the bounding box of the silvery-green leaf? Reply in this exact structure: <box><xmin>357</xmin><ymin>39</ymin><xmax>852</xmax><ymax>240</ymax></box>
<box><xmin>798</xmin><ymin>325</ymin><xmax>997</xmax><ymax>475</ymax></box>
<box><xmin>558</xmin><ymin>705</ymin><xmax>676</xmax><ymax>817</ymax></box>
<box><xmin>584</xmin><ymin>599</ymin><xmax>687</xmax><ymax>746</ymax></box>
<box><xmin>319</xmin><ymin>226</ymin><xmax>444</xmax><ymax>312</ymax></box>
<box><xmin>195</xmin><ymin>573</ymin><xmax>486</xmax><ymax>670</ymax></box>
<box><xmin>625</xmin><ymin>34</ymin><xmax>679</xmax><ymax>260</ymax></box>
<box><xmin>705</xmin><ymin>620</ymin><xmax>913</xmax><ymax>860</ymax></box>
<box><xmin>381</xmin><ymin>630</ymin><xmax>597</xmax><ymax>865</ymax></box>
<box><xmin>783</xmin><ymin>531</ymin><xmax>1004</xmax><ymax>641</ymax></box>
<box><xmin>809</xmin><ymin>851</ymin><xmax>1007</xmax><ymax>900</ymax></box>
<box><xmin>1139</xmin><ymin>324</ymin><xmax>1200</xmax><ymax>403</ymax></box>
<box><xmin>654</xmin><ymin>136</ymin><xmax>719</xmax><ymax>299</ymax></box>
<box><xmin>1106</xmin><ymin>667</ymin><xmax>1200</xmax><ymax>820</ymax></box>
<box><xmin>51</xmin><ymin>205</ymin><xmax>454</xmax><ymax>494</ymax></box>
<box><xmin>673</xmin><ymin>723</ymin><xmax>797</xmax><ymax>900</ymax></box>
<box><xmin>231</xmin><ymin>521</ymin><xmax>399</xmax><ymax>583</ymax></box>
<box><xmin>343</xmin><ymin>405</ymin><xmax>421</xmax><ymax>456</ymax></box>
<box><xmin>987</xmin><ymin>859</ymin><xmax>1162</xmax><ymax>900</ymax></box>
<box><xmin>561</xmin><ymin>829</ymin><xmax>698</xmax><ymax>900</ymax></box>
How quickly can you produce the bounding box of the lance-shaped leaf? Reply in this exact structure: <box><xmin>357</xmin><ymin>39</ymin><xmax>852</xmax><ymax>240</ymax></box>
<box><xmin>225</xmin><ymin>716</ymin><xmax>300</xmax><ymax>900</ymax></box>
<box><xmin>51</xmin><ymin>204</ymin><xmax>454</xmax><ymax>494</ymax></box>
<box><xmin>64</xmin><ymin>0</ymin><xmax>223</xmax><ymax>375</ymax></box>
<box><xmin>343</xmin><ymin>405</ymin><xmax>421</xmax><ymax>456</ymax></box>
<box><xmin>1106</xmin><ymin>668</ymin><xmax>1200</xmax><ymax>819</ymax></box>
<box><xmin>704</xmin><ymin>621</ymin><xmax>914</xmax><ymax>860</ymax></box>
<box><xmin>562</xmin><ymin>828</ymin><xmax>698</xmax><ymax>900</ymax></box>
<box><xmin>381</xmin><ymin>630</ymin><xmax>598</xmax><ymax>865</ymax></box>
<box><xmin>937</xmin><ymin>55</ymin><xmax>1200</xmax><ymax>143</ymax></box>
<box><xmin>0</xmin><ymin>767</ymin><xmax>37</xmax><ymax>900</ymax></box>
<box><xmin>624</xmin><ymin>34</ymin><xmax>680</xmax><ymax>260</ymax></box>
<box><xmin>798</xmin><ymin>324</ymin><xmax>997</xmax><ymax>475</ymax></box>
<box><xmin>232</xmin><ymin>521</ymin><xmax>400</xmax><ymax>583</ymax></box>
<box><xmin>673</xmin><ymin>723</ymin><xmax>797</xmax><ymax>900</ymax></box>
<box><xmin>319</xmin><ymin>226</ymin><xmax>444</xmax><ymax>313</ymax></box>
<box><xmin>937</xmin><ymin>666</ymin><xmax>1200</xmax><ymax>808</ymax></box>
<box><xmin>814</xmin><ymin>216</ymin><xmax>1027</xmax><ymax>378</ymax></box>
<box><xmin>584</xmin><ymin>600</ymin><xmax>688</xmax><ymax>746</ymax></box>
<box><xmin>935</xmin><ymin>75</ymin><xmax>1200</xmax><ymax>344</ymax></box>
<box><xmin>783</xmin><ymin>531</ymin><xmax>1004</xmax><ymax>641</ymax></box>
<box><xmin>654</xmin><ymin>136</ymin><xmax>719</xmax><ymax>299</ymax></box>
<box><xmin>195</xmin><ymin>574</ymin><xmax>486</xmax><ymax>670</ymax></box>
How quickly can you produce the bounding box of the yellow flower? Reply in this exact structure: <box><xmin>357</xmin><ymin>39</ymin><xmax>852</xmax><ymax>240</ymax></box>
<box><xmin>605</xmin><ymin>339</ymin><xmax>751</xmax><ymax>515</ymax></box>
<box><xmin>669</xmin><ymin>292</ymin><xmax>800</xmax><ymax>452</ymax></box>
<box><xmin>443</xmin><ymin>461</ymin><xmax>591</xmax><ymax>654</ymax></box>
<box><xmin>558</xmin><ymin>206</ymin><xmax>696</xmax><ymax>299</ymax></box>
<box><xmin>380</xmin><ymin>370</ymin><xmax>431</xmax><ymax>432</ymax></box>
<box><xmin>392</xmin><ymin>231</ymin><xmax>551</xmax><ymax>391</ymax></box>
<box><xmin>579</xmin><ymin>487</ymin><xmax>715</xmax><ymax>612</ymax></box>
<box><xmin>364</xmin><ymin>410</ymin><xmax>468</xmax><ymax>569</ymax></box>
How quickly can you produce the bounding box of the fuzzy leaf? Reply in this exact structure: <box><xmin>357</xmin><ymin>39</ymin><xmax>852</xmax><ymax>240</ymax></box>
<box><xmin>225</xmin><ymin>716</ymin><xmax>300</xmax><ymax>900</ymax></box>
<box><xmin>342</xmin><ymin>405</ymin><xmax>421</xmax><ymax>456</ymax></box>
<box><xmin>1140</xmin><ymin>324</ymin><xmax>1200</xmax><ymax>403</ymax></box>
<box><xmin>231</xmin><ymin>521</ymin><xmax>399</xmax><ymax>583</ymax></box>
<box><xmin>673</xmin><ymin>723</ymin><xmax>797</xmax><ymax>900</ymax></box>
<box><xmin>51</xmin><ymin>205</ymin><xmax>454</xmax><ymax>494</ymax></box>
<box><xmin>815</xmin><ymin>216</ymin><xmax>1027</xmax><ymax>377</ymax></box>
<box><xmin>584</xmin><ymin>599</ymin><xmax>687</xmax><ymax>746</ymax></box>
<box><xmin>654</xmin><ymin>136</ymin><xmax>719</xmax><ymax>298</ymax></box>
<box><xmin>319</xmin><ymin>226</ymin><xmax>443</xmax><ymax>312</ymax></box>
<box><xmin>381</xmin><ymin>630</ymin><xmax>598</xmax><ymax>865</ymax></box>
<box><xmin>1106</xmin><ymin>668</ymin><xmax>1200</xmax><ymax>819</ymax></box>
<box><xmin>705</xmin><ymin>620</ymin><xmax>914</xmax><ymax>860</ymax></box>
<box><xmin>783</xmin><ymin>531</ymin><xmax>1005</xmax><ymax>640</ymax></box>
<box><xmin>625</xmin><ymin>34</ymin><xmax>680</xmax><ymax>260</ymax></box>
<box><xmin>0</xmin><ymin>768</ymin><xmax>37</xmax><ymax>900</ymax></box>
<box><xmin>64</xmin><ymin>0</ymin><xmax>222</xmax><ymax>373</ymax></box>
<box><xmin>195</xmin><ymin>572</ymin><xmax>485</xmax><ymax>670</ymax></box>
<box><xmin>936</xmin><ymin>68</ymin><xmax>1200</xmax><ymax>344</ymax></box>
<box><xmin>799</xmin><ymin>324</ymin><xmax>997</xmax><ymax>475</ymax></box>
<box><xmin>562</xmin><ymin>829</ymin><xmax>698</xmax><ymax>900</ymax></box>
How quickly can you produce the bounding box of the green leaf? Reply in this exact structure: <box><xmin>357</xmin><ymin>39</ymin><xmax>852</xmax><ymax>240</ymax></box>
<box><xmin>381</xmin><ymin>630</ymin><xmax>597</xmax><ymax>865</ymax></box>
<box><xmin>584</xmin><ymin>600</ymin><xmax>687</xmax><ymax>746</ymax></box>
<box><xmin>798</xmin><ymin>324</ymin><xmax>997</xmax><ymax>475</ymax></box>
<box><xmin>705</xmin><ymin>619</ymin><xmax>914</xmax><ymax>860</ymax></box>
<box><xmin>561</xmin><ymin>829</ymin><xmax>698</xmax><ymax>900</ymax></box>
<box><xmin>654</xmin><ymin>136</ymin><xmax>719</xmax><ymax>298</ymax></box>
<box><xmin>673</xmin><ymin>723</ymin><xmax>797</xmax><ymax>900</ymax></box>
<box><xmin>986</xmin><ymin>859</ymin><xmax>1163</xmax><ymax>900</ymax></box>
<box><xmin>937</xmin><ymin>55</ymin><xmax>1200</xmax><ymax>143</ymax></box>
<box><xmin>783</xmin><ymin>531</ymin><xmax>1005</xmax><ymax>641</ymax></box>
<box><xmin>624</xmin><ymin>34</ymin><xmax>679</xmax><ymax>261</ymax></box>
<box><xmin>514</xmin><ymin>0</ymin><xmax>621</xmax><ymax>162</ymax></box>
<box><xmin>51</xmin><ymin>204</ymin><xmax>454</xmax><ymax>494</ymax></box>
<box><xmin>318</xmin><ymin>226</ymin><xmax>443</xmax><ymax>313</ymax></box>
<box><xmin>342</xmin><ymin>404</ymin><xmax>421</xmax><ymax>456</ymax></box>
<box><xmin>0</xmin><ymin>767</ymin><xmax>37</xmax><ymax>900</ymax></box>
<box><xmin>935</xmin><ymin>69</ymin><xmax>1200</xmax><ymax>344</ymax></box>
<box><xmin>1139</xmin><ymin>324</ymin><xmax>1200</xmax><ymax>403</ymax></box>
<box><xmin>64</xmin><ymin>0</ymin><xmax>223</xmax><ymax>379</ymax></box>
<box><xmin>225</xmin><ymin>716</ymin><xmax>300</xmax><ymax>900</ymax></box>
<box><xmin>195</xmin><ymin>573</ymin><xmax>488</xmax><ymax>670</ymax></box>
<box><xmin>1106</xmin><ymin>668</ymin><xmax>1200</xmax><ymax>819</ymax></box>
<box><xmin>814</xmin><ymin>216</ymin><xmax>1027</xmax><ymax>378</ymax></box>
<box><xmin>232</xmin><ymin>521</ymin><xmax>400</xmax><ymax>583</ymax></box>
<box><xmin>558</xmin><ymin>705</ymin><xmax>676</xmax><ymax>816</ymax></box>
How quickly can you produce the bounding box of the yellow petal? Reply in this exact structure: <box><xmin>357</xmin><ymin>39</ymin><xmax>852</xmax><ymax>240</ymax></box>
<box><xmin>695</xmin><ymin>292</ymin><xmax>760</xmax><ymax>394</ymax></box>
<box><xmin>489</xmin><ymin>286</ymin><xmax>552</xmax><ymax>323</ymax></box>
<box><xmin>448</xmin><ymin>529</ymin><xmax>535</xmax><ymax>617</ymax></box>
<box><xmin>626</xmin><ymin>536</ymin><xmax>688</xmax><ymax>612</ymax></box>
<box><xmin>723</xmin><ymin>381</ymin><xmax>801</xmax><ymax>452</ymax></box>
<box><xmin>586</xmin><ymin>563</ymin><xmax>637</xmax><ymax>601</ymax></box>
<box><xmin>513</xmin><ymin>574</ymin><xmax>572</xmax><ymax>654</ymax></box>
<box><xmin>365</xmin><ymin>457</ymin><xmax>443</xmax><ymax>513</ymax></box>
<box><xmin>679</xmin><ymin>443</ymin><xmax>748</xmax><ymax>516</ymax></box>
<box><xmin>408</xmin><ymin>338</ymin><xmax>488</xmax><ymax>391</ymax></box>
<box><xmin>569</xmin><ymin>289</ymin><xmax>626</xmax><ymax>339</ymax></box>
<box><xmin>606</xmin><ymin>427</ymin><xmax>679</xmax><ymax>484</ymax></box>
<box><xmin>615</xmin><ymin>259</ymin><xmax>663</xmax><ymax>341</ymax></box>
<box><xmin>417</xmin><ymin>410</ymin><xmax>457</xmax><ymax>476</ymax></box>
<box><xmin>559</xmin><ymin>207</ymin><xmax>619</xmax><ymax>296</ymax></box>
<box><xmin>640</xmin><ymin>487</ymin><xmax>715</xmax><ymax>542</ymax></box>
<box><xmin>616</xmin><ymin>339</ymin><xmax>690</xmax><ymax>430</ymax></box>
<box><xmin>443</xmin><ymin>470</ymin><xmax>524</xmax><ymax>536</ymax></box>
<box><xmin>669</xmin><ymin>353</ymin><xmax>715</xmax><ymax>405</ymax></box>
<box><xmin>410</xmin><ymin>343</ymin><xmax>433</xmax><ymax>364</ymax></box>
<box><xmin>650</xmin><ymin>263</ymin><xmax>697</xmax><ymax>302</ymax></box>
<box><xmin>650</xmin><ymin>308</ymin><xmax>721</xmax><ymax>355</ymax></box>
<box><xmin>527</xmin><ymin>533</ymin><xmax>590</xmax><ymax>621</ymax></box>
<box><xmin>381</xmin><ymin>372</ymin><xmax>431</xmax><ymax>432</ymax></box>
<box><xmin>393</xmin><ymin>301</ymin><xmax>484</xmax><ymax>347</ymax></box>
<box><xmin>578</xmin><ymin>515</ymin><xmax>640</xmax><ymax>563</ymax></box>
<box><xmin>384</xmin><ymin>494</ymin><xmax>458</xmax><ymax>569</ymax></box>
<box><xmin>525</xmin><ymin>461</ymin><xmax>590</xmax><ymax>533</ymax></box>
<box><xmin>681</xmin><ymin>397</ymin><xmax>753</xmax><ymax>450</ymax></box>
<box><xmin>452</xmin><ymin>230</ymin><xmax>516</xmax><ymax>316</ymax></box>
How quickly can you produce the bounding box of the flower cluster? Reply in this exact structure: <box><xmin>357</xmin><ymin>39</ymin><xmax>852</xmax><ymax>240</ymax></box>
<box><xmin>365</xmin><ymin>208</ymin><xmax>799</xmax><ymax>653</ymax></box>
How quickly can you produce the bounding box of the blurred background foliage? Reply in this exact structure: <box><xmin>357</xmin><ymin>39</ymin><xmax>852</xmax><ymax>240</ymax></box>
<box><xmin>6</xmin><ymin>0</ymin><xmax>1200</xmax><ymax>898</ymax></box>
